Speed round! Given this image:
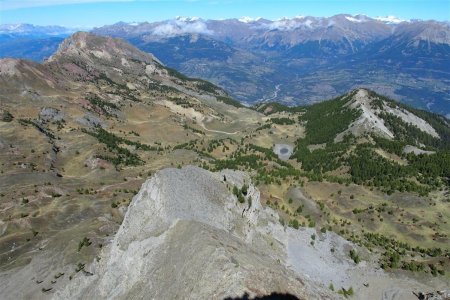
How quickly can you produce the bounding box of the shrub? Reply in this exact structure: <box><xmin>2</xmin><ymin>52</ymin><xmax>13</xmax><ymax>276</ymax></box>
<box><xmin>1</xmin><ymin>110</ymin><xmax>14</xmax><ymax>122</ymax></box>
<box><xmin>349</xmin><ymin>249</ymin><xmax>360</xmax><ymax>264</ymax></box>
<box><xmin>289</xmin><ymin>219</ymin><xmax>299</xmax><ymax>229</ymax></box>
<box><xmin>338</xmin><ymin>287</ymin><xmax>354</xmax><ymax>298</ymax></box>
<box><xmin>77</xmin><ymin>237</ymin><xmax>92</xmax><ymax>252</ymax></box>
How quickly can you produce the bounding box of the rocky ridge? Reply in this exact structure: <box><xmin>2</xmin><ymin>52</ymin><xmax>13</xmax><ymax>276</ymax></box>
<box><xmin>336</xmin><ymin>89</ymin><xmax>440</xmax><ymax>141</ymax></box>
<box><xmin>54</xmin><ymin>166</ymin><xmax>334</xmax><ymax>299</ymax></box>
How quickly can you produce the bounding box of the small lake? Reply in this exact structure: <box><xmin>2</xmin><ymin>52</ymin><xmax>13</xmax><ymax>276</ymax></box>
<box><xmin>273</xmin><ymin>144</ymin><xmax>294</xmax><ymax>160</ymax></box>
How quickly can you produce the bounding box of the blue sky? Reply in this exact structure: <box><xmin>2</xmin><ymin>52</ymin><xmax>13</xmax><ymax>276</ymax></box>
<box><xmin>1</xmin><ymin>0</ymin><xmax>449</xmax><ymax>28</ymax></box>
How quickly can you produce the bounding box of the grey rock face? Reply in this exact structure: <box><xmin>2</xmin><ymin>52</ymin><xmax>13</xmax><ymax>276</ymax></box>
<box><xmin>76</xmin><ymin>113</ymin><xmax>106</xmax><ymax>128</ymax></box>
<box><xmin>54</xmin><ymin>166</ymin><xmax>335</xmax><ymax>300</ymax></box>
<box><xmin>39</xmin><ymin>107</ymin><xmax>64</xmax><ymax>122</ymax></box>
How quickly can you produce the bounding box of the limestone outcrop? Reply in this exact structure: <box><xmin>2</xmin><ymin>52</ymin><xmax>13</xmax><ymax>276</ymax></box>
<box><xmin>54</xmin><ymin>166</ymin><xmax>335</xmax><ymax>299</ymax></box>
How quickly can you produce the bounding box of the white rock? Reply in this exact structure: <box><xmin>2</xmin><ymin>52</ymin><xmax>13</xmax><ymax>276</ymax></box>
<box><xmin>54</xmin><ymin>166</ymin><xmax>334</xmax><ymax>299</ymax></box>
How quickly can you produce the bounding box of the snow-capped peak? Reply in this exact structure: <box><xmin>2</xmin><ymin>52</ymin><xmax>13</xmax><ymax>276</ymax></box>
<box><xmin>0</xmin><ymin>23</ymin><xmax>29</xmax><ymax>32</ymax></box>
<box><xmin>175</xmin><ymin>16</ymin><xmax>200</xmax><ymax>22</ymax></box>
<box><xmin>3</xmin><ymin>23</ymin><xmax>25</xmax><ymax>30</ymax></box>
<box><xmin>0</xmin><ymin>23</ymin><xmax>76</xmax><ymax>35</ymax></box>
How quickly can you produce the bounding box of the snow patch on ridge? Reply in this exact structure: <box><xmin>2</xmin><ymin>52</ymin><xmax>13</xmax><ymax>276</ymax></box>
<box><xmin>175</xmin><ymin>16</ymin><xmax>201</xmax><ymax>22</ymax></box>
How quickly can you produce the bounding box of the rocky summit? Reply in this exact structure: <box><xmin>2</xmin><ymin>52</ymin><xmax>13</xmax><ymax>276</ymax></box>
<box><xmin>54</xmin><ymin>166</ymin><xmax>333</xmax><ymax>299</ymax></box>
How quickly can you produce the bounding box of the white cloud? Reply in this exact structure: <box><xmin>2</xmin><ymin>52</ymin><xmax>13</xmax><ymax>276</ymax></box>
<box><xmin>446</xmin><ymin>113</ymin><xmax>450</xmax><ymax>120</ymax></box>
<box><xmin>263</xmin><ymin>19</ymin><xmax>302</xmax><ymax>31</ymax></box>
<box><xmin>152</xmin><ymin>19</ymin><xmax>213</xmax><ymax>37</ymax></box>
<box><xmin>345</xmin><ymin>16</ymin><xmax>365</xmax><ymax>23</ymax></box>
<box><xmin>375</xmin><ymin>15</ymin><xmax>409</xmax><ymax>24</ymax></box>
<box><xmin>256</xmin><ymin>16</ymin><xmax>316</xmax><ymax>31</ymax></box>
<box><xmin>238</xmin><ymin>16</ymin><xmax>262</xmax><ymax>23</ymax></box>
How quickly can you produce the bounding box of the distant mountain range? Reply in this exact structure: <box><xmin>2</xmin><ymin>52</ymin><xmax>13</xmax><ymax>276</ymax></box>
<box><xmin>0</xmin><ymin>23</ymin><xmax>76</xmax><ymax>36</ymax></box>
<box><xmin>0</xmin><ymin>24</ymin><xmax>77</xmax><ymax>62</ymax></box>
<box><xmin>1</xmin><ymin>15</ymin><xmax>449</xmax><ymax>115</ymax></box>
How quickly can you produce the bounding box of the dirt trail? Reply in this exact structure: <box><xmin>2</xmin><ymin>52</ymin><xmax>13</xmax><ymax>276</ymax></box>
<box><xmin>198</xmin><ymin>121</ymin><xmax>240</xmax><ymax>135</ymax></box>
